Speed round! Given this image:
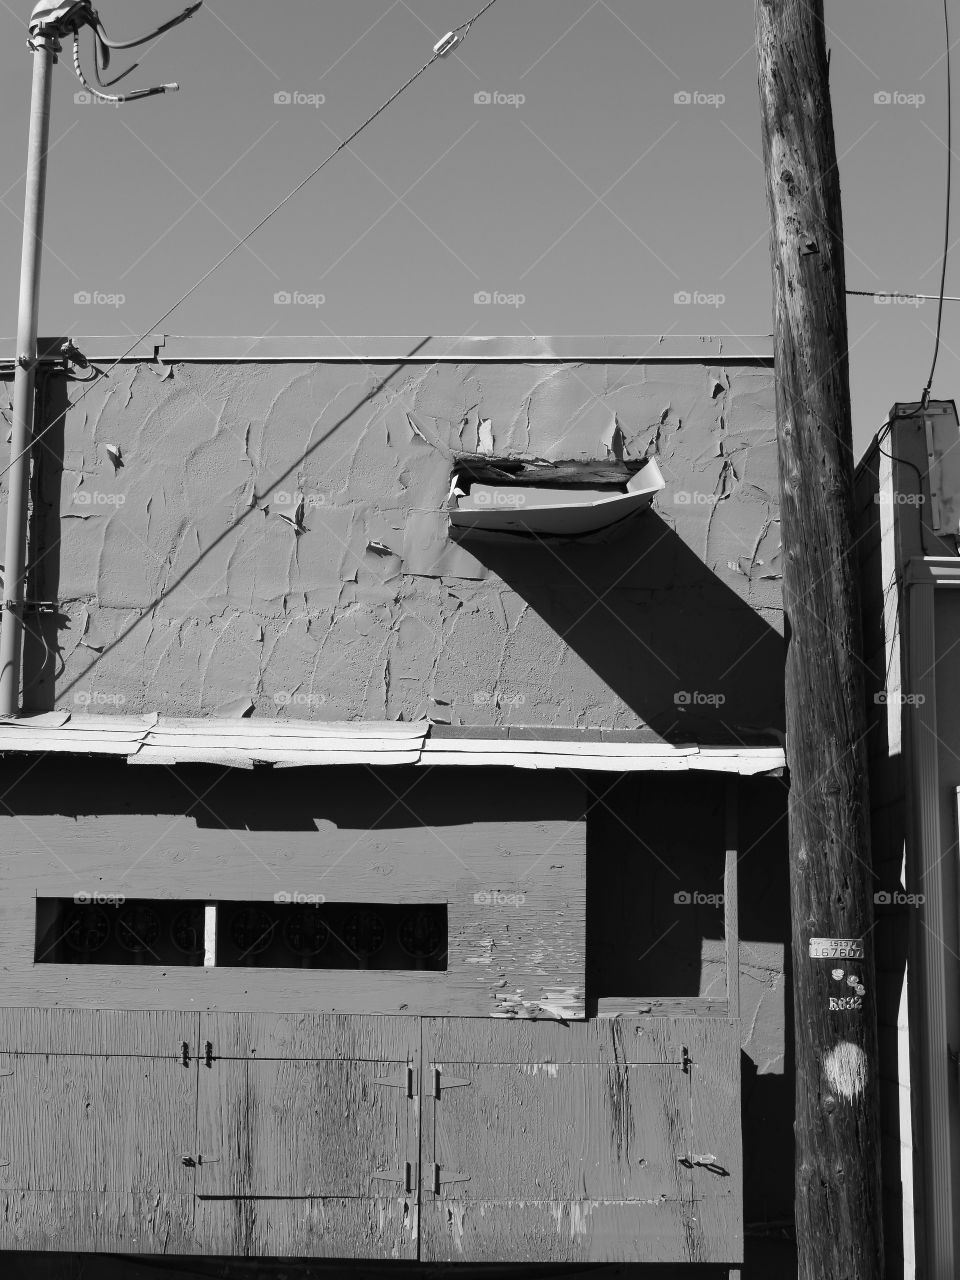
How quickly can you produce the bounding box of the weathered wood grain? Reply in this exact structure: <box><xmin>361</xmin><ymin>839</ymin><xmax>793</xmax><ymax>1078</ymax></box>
<box><xmin>686</xmin><ymin>1018</ymin><xmax>743</xmax><ymax>1264</ymax></box>
<box><xmin>193</xmin><ymin>1195</ymin><xmax>418</xmax><ymax>1258</ymax></box>
<box><xmin>419</xmin><ymin>1018</ymin><xmax>741</xmax><ymax>1264</ymax></box>
<box><xmin>430</xmin><ymin>1062</ymin><xmax>688</xmax><ymax>1200</ymax></box>
<box><xmin>595</xmin><ymin>998</ymin><xmax>729</xmax><ymax>1019</ymax></box>
<box><xmin>194</xmin><ymin>1014</ymin><xmax>419</xmax><ymax>1257</ymax></box>
<box><xmin>0</xmin><ymin>1053</ymin><xmax>195</xmax><ymax>1195</ymax></box>
<box><xmin>197</xmin><ymin>1059</ymin><xmax>411</xmax><ymax>1197</ymax></box>
<box><xmin>0</xmin><ymin>1008</ymin><xmax>197</xmax><ymax>1056</ymax></box>
<box><xmin>0</xmin><ymin>1191</ymin><xmax>196</xmax><ymax>1253</ymax></box>
<box><xmin>419</xmin><ymin>1017</ymin><xmax>709</xmax><ymax>1263</ymax></box>
<box><xmin>199</xmin><ymin>1011</ymin><xmax>415</xmax><ymax>1065</ymax></box>
<box><xmin>420</xmin><ymin>1199</ymin><xmax>696</xmax><ymax>1263</ymax></box>
<box><xmin>756</xmin><ymin>2</ymin><xmax>884</xmax><ymax>1276</ymax></box>
<box><xmin>423</xmin><ymin>1015</ymin><xmax>693</xmax><ymax>1065</ymax></box>
<box><xmin>0</xmin><ymin>1008</ymin><xmax>742</xmax><ymax>1262</ymax></box>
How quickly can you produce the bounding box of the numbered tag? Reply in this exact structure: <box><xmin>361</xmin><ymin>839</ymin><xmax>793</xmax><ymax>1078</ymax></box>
<box><xmin>809</xmin><ymin>937</ymin><xmax>864</xmax><ymax>960</ymax></box>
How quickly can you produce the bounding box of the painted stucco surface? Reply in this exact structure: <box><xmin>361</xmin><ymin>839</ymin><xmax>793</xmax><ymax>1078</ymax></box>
<box><xmin>10</xmin><ymin>356</ymin><xmax>784</xmax><ymax>731</ymax></box>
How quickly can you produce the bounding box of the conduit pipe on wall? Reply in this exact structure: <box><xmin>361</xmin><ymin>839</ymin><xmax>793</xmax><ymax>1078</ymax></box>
<box><xmin>0</xmin><ymin>34</ymin><xmax>55</xmax><ymax>717</ymax></box>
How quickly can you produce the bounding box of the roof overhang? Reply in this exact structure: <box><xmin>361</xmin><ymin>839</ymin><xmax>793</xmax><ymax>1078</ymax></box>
<box><xmin>0</xmin><ymin>713</ymin><xmax>784</xmax><ymax>774</ymax></box>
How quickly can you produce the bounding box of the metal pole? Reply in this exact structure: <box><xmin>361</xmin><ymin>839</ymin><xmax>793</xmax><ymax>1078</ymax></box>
<box><xmin>0</xmin><ymin>38</ymin><xmax>55</xmax><ymax>717</ymax></box>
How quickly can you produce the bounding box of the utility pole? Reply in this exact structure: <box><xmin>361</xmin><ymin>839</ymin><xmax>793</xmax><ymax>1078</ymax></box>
<box><xmin>0</xmin><ymin>2</ymin><xmax>200</xmax><ymax>717</ymax></box>
<box><xmin>754</xmin><ymin>3</ymin><xmax>884</xmax><ymax>1278</ymax></box>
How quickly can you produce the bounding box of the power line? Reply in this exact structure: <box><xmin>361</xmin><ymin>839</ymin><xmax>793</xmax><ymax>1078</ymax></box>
<box><xmin>921</xmin><ymin>0</ymin><xmax>953</xmax><ymax>410</ymax></box>
<box><xmin>847</xmin><ymin>289</ymin><xmax>960</xmax><ymax>303</ymax></box>
<box><xmin>0</xmin><ymin>0</ymin><xmax>500</xmax><ymax>485</ymax></box>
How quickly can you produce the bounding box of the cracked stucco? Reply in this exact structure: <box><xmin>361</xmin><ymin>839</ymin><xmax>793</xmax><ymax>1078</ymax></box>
<box><xmin>5</xmin><ymin>358</ymin><xmax>783</xmax><ymax>728</ymax></box>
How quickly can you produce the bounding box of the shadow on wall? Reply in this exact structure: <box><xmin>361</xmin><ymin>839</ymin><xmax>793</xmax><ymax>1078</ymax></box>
<box><xmin>21</xmin><ymin>367</ymin><xmax>68</xmax><ymax>709</ymax></box>
<box><xmin>454</xmin><ymin>516</ymin><xmax>784</xmax><ymax>741</ymax></box>
<box><xmin>0</xmin><ymin>759</ymin><xmax>585</xmax><ymax>827</ymax></box>
<box><xmin>585</xmin><ymin>773</ymin><xmax>794</xmax><ymax>1244</ymax></box>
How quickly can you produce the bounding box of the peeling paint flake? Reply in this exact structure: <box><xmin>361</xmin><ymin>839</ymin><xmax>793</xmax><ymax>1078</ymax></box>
<box><xmin>477</xmin><ymin>418</ymin><xmax>494</xmax><ymax>454</ymax></box>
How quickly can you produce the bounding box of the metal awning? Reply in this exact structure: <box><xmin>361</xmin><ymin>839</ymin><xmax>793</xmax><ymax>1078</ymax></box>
<box><xmin>0</xmin><ymin>712</ymin><xmax>784</xmax><ymax>773</ymax></box>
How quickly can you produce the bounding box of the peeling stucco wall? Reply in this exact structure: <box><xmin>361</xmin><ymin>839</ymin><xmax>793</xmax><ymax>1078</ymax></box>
<box><xmin>7</xmin><ymin>354</ymin><xmax>783</xmax><ymax>731</ymax></box>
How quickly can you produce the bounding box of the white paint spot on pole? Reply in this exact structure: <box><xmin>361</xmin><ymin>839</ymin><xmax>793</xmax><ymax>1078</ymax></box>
<box><xmin>823</xmin><ymin>1041</ymin><xmax>868</xmax><ymax>1101</ymax></box>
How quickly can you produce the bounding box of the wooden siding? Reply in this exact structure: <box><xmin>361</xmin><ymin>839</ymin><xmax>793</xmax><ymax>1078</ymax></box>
<box><xmin>194</xmin><ymin>1015</ymin><xmax>419</xmax><ymax>1258</ymax></box>
<box><xmin>0</xmin><ymin>772</ymin><xmax>586</xmax><ymax>1019</ymax></box>
<box><xmin>0</xmin><ymin>1009</ymin><xmax>741</xmax><ymax>1262</ymax></box>
<box><xmin>0</xmin><ymin>1011</ymin><xmax>197</xmax><ymax>1253</ymax></box>
<box><xmin>419</xmin><ymin>1016</ymin><xmax>742</xmax><ymax>1264</ymax></box>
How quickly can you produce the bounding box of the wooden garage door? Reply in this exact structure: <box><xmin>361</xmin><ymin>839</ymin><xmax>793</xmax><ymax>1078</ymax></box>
<box><xmin>0</xmin><ymin>1009</ymin><xmax>198</xmax><ymax>1252</ymax></box>
<box><xmin>0</xmin><ymin>1009</ymin><xmax>740</xmax><ymax>1262</ymax></box>
<box><xmin>193</xmin><ymin>1013</ymin><xmax>419</xmax><ymax>1258</ymax></box>
<box><xmin>419</xmin><ymin>1015</ymin><xmax>742</xmax><ymax>1264</ymax></box>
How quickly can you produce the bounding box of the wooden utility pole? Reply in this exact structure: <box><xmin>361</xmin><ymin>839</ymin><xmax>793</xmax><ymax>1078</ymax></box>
<box><xmin>755</xmin><ymin>3</ymin><xmax>884</xmax><ymax>1277</ymax></box>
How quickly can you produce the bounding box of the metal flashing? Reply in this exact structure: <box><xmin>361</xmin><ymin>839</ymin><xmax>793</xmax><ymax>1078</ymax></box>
<box><xmin>0</xmin><ymin>334</ymin><xmax>775</xmax><ymax>365</ymax></box>
<box><xmin>0</xmin><ymin>713</ymin><xmax>784</xmax><ymax>773</ymax></box>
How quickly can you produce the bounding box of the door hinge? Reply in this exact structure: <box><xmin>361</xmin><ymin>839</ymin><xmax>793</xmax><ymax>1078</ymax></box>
<box><xmin>432</xmin><ymin>1162</ymin><xmax>470</xmax><ymax>1194</ymax></box>
<box><xmin>180</xmin><ymin>1042</ymin><xmax>190</xmax><ymax>1067</ymax></box>
<box><xmin>431</xmin><ymin>1065</ymin><xmax>471</xmax><ymax>1098</ymax></box>
<box><xmin>372</xmin><ymin>1161</ymin><xmax>415</xmax><ymax>1193</ymax></box>
<box><xmin>204</xmin><ymin>1041</ymin><xmax>214</xmax><ymax>1068</ymax></box>
<box><xmin>681</xmin><ymin>1045</ymin><xmax>692</xmax><ymax>1074</ymax></box>
<box><xmin>373</xmin><ymin>1063</ymin><xmax>414</xmax><ymax>1098</ymax></box>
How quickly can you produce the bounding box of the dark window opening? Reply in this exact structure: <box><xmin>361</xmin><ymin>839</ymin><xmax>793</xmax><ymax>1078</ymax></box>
<box><xmin>35</xmin><ymin>898</ymin><xmax>448</xmax><ymax>971</ymax></box>
<box><xmin>217</xmin><ymin>901</ymin><xmax>447</xmax><ymax>970</ymax></box>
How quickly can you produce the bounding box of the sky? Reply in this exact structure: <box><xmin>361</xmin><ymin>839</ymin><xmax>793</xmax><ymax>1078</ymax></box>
<box><xmin>0</xmin><ymin>0</ymin><xmax>954</xmax><ymax>458</ymax></box>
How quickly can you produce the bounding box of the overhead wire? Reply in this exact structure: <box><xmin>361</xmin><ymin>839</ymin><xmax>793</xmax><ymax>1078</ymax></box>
<box><xmin>847</xmin><ymin>289</ymin><xmax>960</xmax><ymax>303</ymax></box>
<box><xmin>920</xmin><ymin>0</ymin><xmax>953</xmax><ymax>410</ymax></box>
<box><xmin>0</xmin><ymin>0</ymin><xmax>501</xmax><ymax>485</ymax></box>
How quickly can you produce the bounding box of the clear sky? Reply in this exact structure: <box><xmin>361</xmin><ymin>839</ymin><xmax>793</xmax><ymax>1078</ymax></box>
<box><xmin>0</xmin><ymin>0</ymin><xmax>953</xmax><ymax>457</ymax></box>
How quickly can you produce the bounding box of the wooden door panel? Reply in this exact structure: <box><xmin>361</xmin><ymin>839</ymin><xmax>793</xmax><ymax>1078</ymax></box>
<box><xmin>196</xmin><ymin>1057</ymin><xmax>410</xmax><ymax>1197</ymax></box>
<box><xmin>0</xmin><ymin>1009</ymin><xmax>199</xmax><ymax>1253</ymax></box>
<box><xmin>686</xmin><ymin>1019</ymin><xmax>743</xmax><ymax>1264</ymax></box>
<box><xmin>194</xmin><ymin>1012</ymin><xmax>419</xmax><ymax>1258</ymax></box>
<box><xmin>419</xmin><ymin>1015</ymin><xmax>742</xmax><ymax>1265</ymax></box>
<box><xmin>0</xmin><ymin>1054</ymin><xmax>195</xmax><ymax>1194</ymax></box>
<box><xmin>432</xmin><ymin>1062</ymin><xmax>688</xmax><ymax>1201</ymax></box>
